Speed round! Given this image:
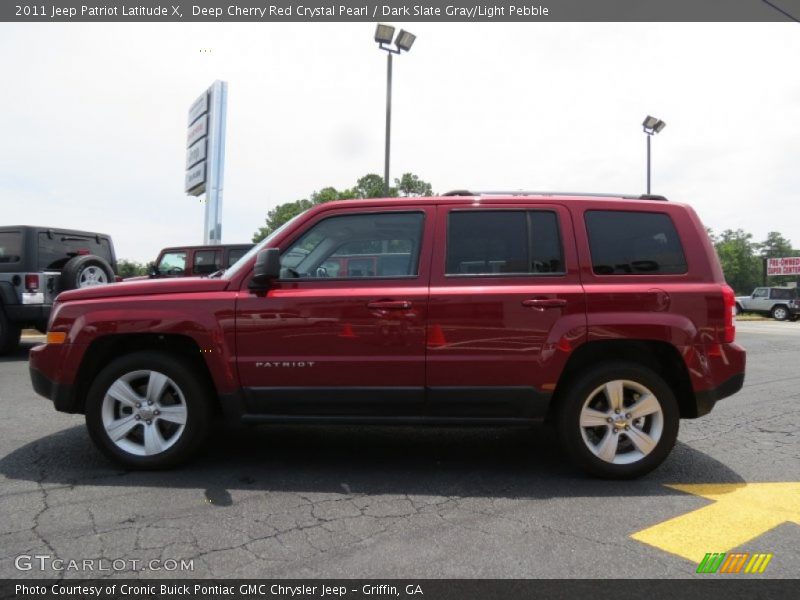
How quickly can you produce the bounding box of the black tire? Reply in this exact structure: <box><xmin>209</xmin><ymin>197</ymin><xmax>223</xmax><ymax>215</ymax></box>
<box><xmin>555</xmin><ymin>361</ymin><xmax>680</xmax><ymax>479</ymax></box>
<box><xmin>735</xmin><ymin>303</ymin><xmax>743</xmax><ymax>316</ymax></box>
<box><xmin>85</xmin><ymin>351</ymin><xmax>212</xmax><ymax>469</ymax></box>
<box><xmin>0</xmin><ymin>307</ymin><xmax>22</xmax><ymax>355</ymax></box>
<box><xmin>59</xmin><ymin>255</ymin><xmax>115</xmax><ymax>291</ymax></box>
<box><xmin>771</xmin><ymin>305</ymin><xmax>789</xmax><ymax>321</ymax></box>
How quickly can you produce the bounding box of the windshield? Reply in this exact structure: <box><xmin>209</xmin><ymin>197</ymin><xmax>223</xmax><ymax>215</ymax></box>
<box><xmin>223</xmin><ymin>212</ymin><xmax>307</xmax><ymax>280</ymax></box>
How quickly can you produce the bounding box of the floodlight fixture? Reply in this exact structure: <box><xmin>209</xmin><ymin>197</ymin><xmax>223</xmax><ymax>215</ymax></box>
<box><xmin>643</xmin><ymin>115</ymin><xmax>659</xmax><ymax>130</ymax></box>
<box><xmin>395</xmin><ymin>30</ymin><xmax>416</xmax><ymax>52</ymax></box>
<box><xmin>374</xmin><ymin>24</ymin><xmax>395</xmax><ymax>45</ymax></box>
<box><xmin>643</xmin><ymin>115</ymin><xmax>666</xmax><ymax>135</ymax></box>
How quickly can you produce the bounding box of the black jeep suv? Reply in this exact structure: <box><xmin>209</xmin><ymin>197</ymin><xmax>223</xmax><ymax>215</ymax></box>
<box><xmin>0</xmin><ymin>226</ymin><xmax>117</xmax><ymax>353</ymax></box>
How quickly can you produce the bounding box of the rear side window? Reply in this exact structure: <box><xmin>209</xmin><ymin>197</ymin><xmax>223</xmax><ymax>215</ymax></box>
<box><xmin>226</xmin><ymin>247</ymin><xmax>248</xmax><ymax>267</ymax></box>
<box><xmin>0</xmin><ymin>232</ymin><xmax>22</xmax><ymax>266</ymax></box>
<box><xmin>193</xmin><ymin>250</ymin><xmax>221</xmax><ymax>275</ymax></box>
<box><xmin>446</xmin><ymin>210</ymin><xmax>564</xmax><ymax>275</ymax></box>
<box><xmin>585</xmin><ymin>211</ymin><xmax>687</xmax><ymax>275</ymax></box>
<box><xmin>771</xmin><ymin>288</ymin><xmax>798</xmax><ymax>300</ymax></box>
<box><xmin>38</xmin><ymin>232</ymin><xmax>113</xmax><ymax>270</ymax></box>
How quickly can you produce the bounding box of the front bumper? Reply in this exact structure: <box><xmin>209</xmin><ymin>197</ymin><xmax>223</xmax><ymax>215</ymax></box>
<box><xmin>29</xmin><ymin>343</ymin><xmax>83</xmax><ymax>413</ymax></box>
<box><xmin>29</xmin><ymin>366</ymin><xmax>80</xmax><ymax>413</ymax></box>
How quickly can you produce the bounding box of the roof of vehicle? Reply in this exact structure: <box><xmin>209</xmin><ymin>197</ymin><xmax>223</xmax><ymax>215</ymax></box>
<box><xmin>0</xmin><ymin>225</ymin><xmax>113</xmax><ymax>238</ymax></box>
<box><xmin>158</xmin><ymin>243</ymin><xmax>254</xmax><ymax>252</ymax></box>
<box><xmin>305</xmin><ymin>192</ymin><xmax>675</xmax><ymax>211</ymax></box>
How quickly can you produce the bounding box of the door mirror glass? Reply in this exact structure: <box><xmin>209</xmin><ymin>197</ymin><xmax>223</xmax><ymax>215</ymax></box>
<box><xmin>251</xmin><ymin>248</ymin><xmax>281</xmax><ymax>287</ymax></box>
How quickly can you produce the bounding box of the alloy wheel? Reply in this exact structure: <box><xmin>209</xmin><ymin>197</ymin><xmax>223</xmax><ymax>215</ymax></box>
<box><xmin>578</xmin><ymin>379</ymin><xmax>664</xmax><ymax>465</ymax></box>
<box><xmin>100</xmin><ymin>370</ymin><xmax>188</xmax><ymax>456</ymax></box>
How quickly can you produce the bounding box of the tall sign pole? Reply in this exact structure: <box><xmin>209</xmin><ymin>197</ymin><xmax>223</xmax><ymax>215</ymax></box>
<box><xmin>185</xmin><ymin>80</ymin><xmax>228</xmax><ymax>244</ymax></box>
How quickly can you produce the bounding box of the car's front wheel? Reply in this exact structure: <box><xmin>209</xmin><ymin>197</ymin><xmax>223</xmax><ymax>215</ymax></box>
<box><xmin>556</xmin><ymin>361</ymin><xmax>679</xmax><ymax>479</ymax></box>
<box><xmin>85</xmin><ymin>352</ymin><xmax>212</xmax><ymax>469</ymax></box>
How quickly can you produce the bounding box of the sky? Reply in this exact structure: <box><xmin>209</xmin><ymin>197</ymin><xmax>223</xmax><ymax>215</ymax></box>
<box><xmin>1</xmin><ymin>22</ymin><xmax>799</xmax><ymax>263</ymax></box>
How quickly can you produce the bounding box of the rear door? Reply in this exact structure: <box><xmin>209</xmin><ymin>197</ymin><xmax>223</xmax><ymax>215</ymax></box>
<box><xmin>425</xmin><ymin>204</ymin><xmax>586</xmax><ymax>419</ymax></box>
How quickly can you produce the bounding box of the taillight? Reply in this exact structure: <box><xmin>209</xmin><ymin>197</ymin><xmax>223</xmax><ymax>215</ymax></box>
<box><xmin>721</xmin><ymin>285</ymin><xmax>736</xmax><ymax>343</ymax></box>
<box><xmin>24</xmin><ymin>274</ymin><xmax>39</xmax><ymax>292</ymax></box>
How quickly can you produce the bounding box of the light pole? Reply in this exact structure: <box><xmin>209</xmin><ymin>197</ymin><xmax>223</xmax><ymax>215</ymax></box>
<box><xmin>642</xmin><ymin>115</ymin><xmax>666</xmax><ymax>194</ymax></box>
<box><xmin>374</xmin><ymin>24</ymin><xmax>416</xmax><ymax>197</ymax></box>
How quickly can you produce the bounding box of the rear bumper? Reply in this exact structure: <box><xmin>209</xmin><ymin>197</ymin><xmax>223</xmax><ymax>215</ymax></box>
<box><xmin>694</xmin><ymin>372</ymin><xmax>745</xmax><ymax>417</ymax></box>
<box><xmin>4</xmin><ymin>303</ymin><xmax>51</xmax><ymax>327</ymax></box>
<box><xmin>688</xmin><ymin>342</ymin><xmax>746</xmax><ymax>418</ymax></box>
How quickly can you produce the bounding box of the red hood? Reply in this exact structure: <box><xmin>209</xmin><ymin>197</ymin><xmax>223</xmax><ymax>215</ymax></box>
<box><xmin>57</xmin><ymin>277</ymin><xmax>231</xmax><ymax>302</ymax></box>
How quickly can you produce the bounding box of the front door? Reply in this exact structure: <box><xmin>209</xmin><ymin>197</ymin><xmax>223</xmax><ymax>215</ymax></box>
<box><xmin>425</xmin><ymin>204</ymin><xmax>586</xmax><ymax>419</ymax></box>
<box><xmin>236</xmin><ymin>207</ymin><xmax>434</xmax><ymax>417</ymax></box>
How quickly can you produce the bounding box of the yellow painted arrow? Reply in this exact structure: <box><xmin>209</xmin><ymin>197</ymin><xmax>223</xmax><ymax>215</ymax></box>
<box><xmin>631</xmin><ymin>482</ymin><xmax>800</xmax><ymax>563</ymax></box>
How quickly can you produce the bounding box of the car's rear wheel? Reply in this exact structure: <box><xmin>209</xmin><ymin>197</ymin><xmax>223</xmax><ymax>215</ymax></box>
<box><xmin>556</xmin><ymin>361</ymin><xmax>679</xmax><ymax>479</ymax></box>
<box><xmin>85</xmin><ymin>352</ymin><xmax>211</xmax><ymax>469</ymax></box>
<box><xmin>771</xmin><ymin>305</ymin><xmax>789</xmax><ymax>321</ymax></box>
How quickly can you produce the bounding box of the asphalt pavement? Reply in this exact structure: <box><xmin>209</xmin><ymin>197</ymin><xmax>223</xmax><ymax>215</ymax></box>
<box><xmin>0</xmin><ymin>321</ymin><xmax>797</xmax><ymax>579</ymax></box>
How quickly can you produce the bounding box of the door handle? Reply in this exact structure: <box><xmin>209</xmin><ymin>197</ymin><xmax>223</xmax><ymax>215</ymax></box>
<box><xmin>522</xmin><ymin>298</ymin><xmax>568</xmax><ymax>309</ymax></box>
<box><xmin>367</xmin><ymin>300</ymin><xmax>412</xmax><ymax>310</ymax></box>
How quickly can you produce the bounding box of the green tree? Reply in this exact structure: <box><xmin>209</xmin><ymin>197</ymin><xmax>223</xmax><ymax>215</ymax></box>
<box><xmin>394</xmin><ymin>172</ymin><xmax>433</xmax><ymax>197</ymax></box>
<box><xmin>117</xmin><ymin>259</ymin><xmax>148</xmax><ymax>278</ymax></box>
<box><xmin>252</xmin><ymin>172</ymin><xmax>433</xmax><ymax>242</ymax></box>
<box><xmin>713</xmin><ymin>229</ymin><xmax>762</xmax><ymax>294</ymax></box>
<box><xmin>355</xmin><ymin>173</ymin><xmax>395</xmax><ymax>199</ymax></box>
<box><xmin>252</xmin><ymin>198</ymin><xmax>315</xmax><ymax>243</ymax></box>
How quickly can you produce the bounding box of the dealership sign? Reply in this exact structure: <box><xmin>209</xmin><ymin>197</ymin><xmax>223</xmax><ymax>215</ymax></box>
<box><xmin>184</xmin><ymin>81</ymin><xmax>228</xmax><ymax>244</ymax></box>
<box><xmin>767</xmin><ymin>257</ymin><xmax>800</xmax><ymax>276</ymax></box>
<box><xmin>185</xmin><ymin>93</ymin><xmax>209</xmax><ymax>195</ymax></box>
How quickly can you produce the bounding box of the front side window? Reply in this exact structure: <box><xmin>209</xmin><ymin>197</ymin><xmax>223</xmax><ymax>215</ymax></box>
<box><xmin>157</xmin><ymin>251</ymin><xmax>187</xmax><ymax>276</ymax></box>
<box><xmin>445</xmin><ymin>210</ymin><xmax>564</xmax><ymax>275</ymax></box>
<box><xmin>585</xmin><ymin>211</ymin><xmax>687</xmax><ymax>275</ymax></box>
<box><xmin>280</xmin><ymin>212</ymin><xmax>424</xmax><ymax>279</ymax></box>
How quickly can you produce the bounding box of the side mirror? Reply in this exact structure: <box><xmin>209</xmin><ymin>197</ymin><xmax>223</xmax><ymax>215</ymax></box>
<box><xmin>148</xmin><ymin>263</ymin><xmax>159</xmax><ymax>278</ymax></box>
<box><xmin>250</xmin><ymin>248</ymin><xmax>281</xmax><ymax>288</ymax></box>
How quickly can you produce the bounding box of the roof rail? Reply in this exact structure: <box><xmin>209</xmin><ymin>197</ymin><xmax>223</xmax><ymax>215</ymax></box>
<box><xmin>442</xmin><ymin>190</ymin><xmax>668</xmax><ymax>201</ymax></box>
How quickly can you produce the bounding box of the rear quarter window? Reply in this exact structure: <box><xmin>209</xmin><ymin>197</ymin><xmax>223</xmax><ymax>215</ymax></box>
<box><xmin>771</xmin><ymin>288</ymin><xmax>798</xmax><ymax>300</ymax></box>
<box><xmin>585</xmin><ymin>210</ymin><xmax>687</xmax><ymax>276</ymax></box>
<box><xmin>0</xmin><ymin>232</ymin><xmax>22</xmax><ymax>268</ymax></box>
<box><xmin>38</xmin><ymin>232</ymin><xmax>114</xmax><ymax>270</ymax></box>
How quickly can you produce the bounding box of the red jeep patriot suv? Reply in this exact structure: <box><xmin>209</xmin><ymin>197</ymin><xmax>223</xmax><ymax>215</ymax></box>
<box><xmin>29</xmin><ymin>192</ymin><xmax>745</xmax><ymax>478</ymax></box>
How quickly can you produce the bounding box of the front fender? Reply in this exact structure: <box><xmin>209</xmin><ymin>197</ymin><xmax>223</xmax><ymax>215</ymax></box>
<box><xmin>49</xmin><ymin>292</ymin><xmax>239</xmax><ymax>393</ymax></box>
